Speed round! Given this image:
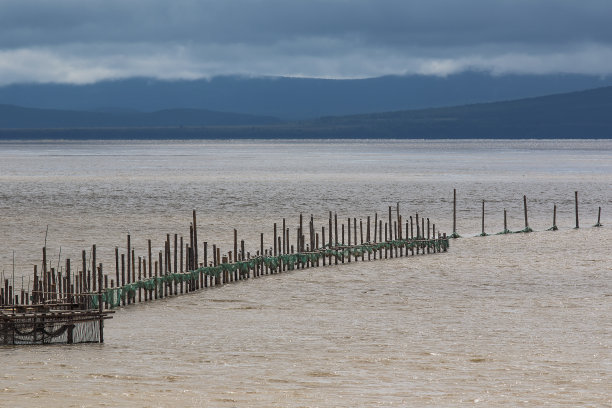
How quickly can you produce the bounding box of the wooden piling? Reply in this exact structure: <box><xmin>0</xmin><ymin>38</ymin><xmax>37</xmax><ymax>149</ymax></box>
<box><xmin>388</xmin><ymin>206</ymin><xmax>393</xmax><ymax>258</ymax></box>
<box><xmin>384</xmin><ymin>222</ymin><xmax>388</xmax><ymax>259</ymax></box>
<box><xmin>523</xmin><ymin>195</ymin><xmax>531</xmax><ymax>232</ymax></box>
<box><xmin>427</xmin><ymin>218</ymin><xmax>430</xmax><ymax>254</ymax></box>
<box><xmin>451</xmin><ymin>188</ymin><xmax>460</xmax><ymax>238</ymax></box>
<box><xmin>347</xmin><ymin>218</ymin><xmax>351</xmax><ymax>263</ymax></box>
<box><xmin>575</xmin><ymin>191</ymin><xmax>579</xmax><ymax>229</ymax></box>
<box><xmin>334</xmin><ymin>212</ymin><xmax>338</xmax><ymax>265</ymax></box>
<box><xmin>193</xmin><ymin>210</ymin><xmax>199</xmax><ymax>267</ymax></box>
<box><xmin>97</xmin><ymin>263</ymin><xmax>104</xmax><ymax>342</ymax></box>
<box><xmin>366</xmin><ymin>216</ymin><xmax>371</xmax><ymax>261</ymax></box>
<box><xmin>328</xmin><ymin>212</ymin><xmax>333</xmax><ymax>265</ymax></box>
<box><xmin>138</xmin><ymin>256</ymin><xmax>142</xmax><ymax>302</ymax></box>
<box><xmin>595</xmin><ymin>206</ymin><xmax>602</xmax><ymax>227</ymax></box>
<box><xmin>360</xmin><ymin>219</ymin><xmax>364</xmax><ymax>261</ymax></box>
<box><xmin>410</xmin><ymin>216</ymin><xmax>414</xmax><ymax>256</ymax></box>
<box><xmin>92</xmin><ymin>245</ymin><xmax>97</xmax><ymax>292</ymax></box>
<box><xmin>121</xmin><ymin>254</ymin><xmax>126</xmax><ymax>305</ymax></box>
<box><xmin>353</xmin><ymin>218</ymin><xmax>358</xmax><ymax>262</ymax></box>
<box><xmin>480</xmin><ymin>200</ymin><xmax>485</xmax><ymax>236</ymax></box>
<box><xmin>322</xmin><ymin>226</ymin><xmax>326</xmax><ymax>266</ymax></box>
<box><xmin>379</xmin><ymin>220</ymin><xmax>383</xmax><ymax>258</ymax></box>
<box><xmin>127</xmin><ymin>234</ymin><xmax>131</xmax><ymax>286</ymax></box>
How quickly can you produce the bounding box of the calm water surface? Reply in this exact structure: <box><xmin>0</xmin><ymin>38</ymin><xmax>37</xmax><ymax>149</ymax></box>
<box><xmin>0</xmin><ymin>140</ymin><xmax>610</xmax><ymax>407</ymax></box>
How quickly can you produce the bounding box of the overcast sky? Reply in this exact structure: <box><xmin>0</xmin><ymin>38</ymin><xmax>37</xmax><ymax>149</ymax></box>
<box><xmin>1</xmin><ymin>0</ymin><xmax>612</xmax><ymax>85</ymax></box>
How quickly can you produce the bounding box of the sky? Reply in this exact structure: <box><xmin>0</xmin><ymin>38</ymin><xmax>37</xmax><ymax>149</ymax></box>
<box><xmin>1</xmin><ymin>0</ymin><xmax>612</xmax><ymax>85</ymax></box>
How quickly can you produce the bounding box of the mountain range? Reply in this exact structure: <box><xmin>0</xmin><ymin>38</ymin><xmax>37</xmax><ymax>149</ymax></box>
<box><xmin>2</xmin><ymin>85</ymin><xmax>611</xmax><ymax>139</ymax></box>
<box><xmin>2</xmin><ymin>72</ymin><xmax>612</xmax><ymax>120</ymax></box>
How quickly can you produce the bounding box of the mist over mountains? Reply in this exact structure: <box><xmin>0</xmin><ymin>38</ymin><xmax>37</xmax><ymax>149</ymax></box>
<box><xmin>2</xmin><ymin>72</ymin><xmax>612</xmax><ymax>120</ymax></box>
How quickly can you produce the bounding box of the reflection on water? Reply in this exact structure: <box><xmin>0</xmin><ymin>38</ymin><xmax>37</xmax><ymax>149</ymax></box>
<box><xmin>0</xmin><ymin>140</ymin><xmax>610</xmax><ymax>407</ymax></box>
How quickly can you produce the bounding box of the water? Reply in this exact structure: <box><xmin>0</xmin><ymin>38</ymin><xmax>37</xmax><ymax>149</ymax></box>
<box><xmin>0</xmin><ymin>140</ymin><xmax>610</xmax><ymax>406</ymax></box>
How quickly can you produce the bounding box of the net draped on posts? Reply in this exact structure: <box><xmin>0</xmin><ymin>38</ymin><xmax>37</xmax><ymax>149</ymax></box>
<box><xmin>92</xmin><ymin>236</ymin><xmax>449</xmax><ymax>309</ymax></box>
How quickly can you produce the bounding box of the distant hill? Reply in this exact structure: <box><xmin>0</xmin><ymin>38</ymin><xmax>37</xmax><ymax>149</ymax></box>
<box><xmin>1</xmin><ymin>86</ymin><xmax>611</xmax><ymax>139</ymax></box>
<box><xmin>298</xmin><ymin>85</ymin><xmax>612</xmax><ymax>138</ymax></box>
<box><xmin>0</xmin><ymin>105</ymin><xmax>281</xmax><ymax>128</ymax></box>
<box><xmin>1</xmin><ymin>72</ymin><xmax>612</xmax><ymax>120</ymax></box>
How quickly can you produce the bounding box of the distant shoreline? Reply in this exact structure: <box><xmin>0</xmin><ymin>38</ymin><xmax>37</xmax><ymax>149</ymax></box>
<box><xmin>0</xmin><ymin>127</ymin><xmax>610</xmax><ymax>140</ymax></box>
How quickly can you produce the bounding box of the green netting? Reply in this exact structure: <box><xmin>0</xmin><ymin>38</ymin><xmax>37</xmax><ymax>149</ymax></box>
<box><xmin>514</xmin><ymin>226</ymin><xmax>533</xmax><ymax>233</ymax></box>
<box><xmin>90</xmin><ymin>236</ymin><xmax>449</xmax><ymax>308</ymax></box>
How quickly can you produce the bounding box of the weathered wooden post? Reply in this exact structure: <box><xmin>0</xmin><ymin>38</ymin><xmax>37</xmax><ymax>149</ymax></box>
<box><xmin>480</xmin><ymin>200</ymin><xmax>487</xmax><ymax>236</ymax></box>
<box><xmin>98</xmin><ymin>263</ymin><xmax>104</xmax><ymax>343</ymax></box>
<box><xmin>575</xmin><ymin>191</ymin><xmax>579</xmax><ymax>229</ymax></box>
<box><xmin>503</xmin><ymin>209</ymin><xmax>509</xmax><ymax>234</ymax></box>
<box><xmin>334</xmin><ymin>212</ymin><xmax>339</xmax><ymax>265</ymax></box>
<box><xmin>127</xmin><ymin>234</ymin><xmax>131</xmax><ymax>288</ymax></box>
<box><xmin>451</xmin><ymin>188</ymin><xmax>460</xmax><ymax>238</ymax></box>
<box><xmin>523</xmin><ymin>195</ymin><xmax>532</xmax><ymax>232</ymax></box>
<box><xmin>396</xmin><ymin>202</ymin><xmax>402</xmax><ymax>257</ymax></box>
<box><xmin>426</xmin><ymin>218</ymin><xmax>430</xmax><ymax>254</ymax></box>
<box><xmin>550</xmin><ymin>204</ymin><xmax>558</xmax><ymax>231</ymax></box>
<box><xmin>595</xmin><ymin>207</ymin><xmax>603</xmax><ymax>227</ymax></box>
<box><xmin>193</xmin><ymin>210</ymin><xmax>199</xmax><ymax>267</ymax></box>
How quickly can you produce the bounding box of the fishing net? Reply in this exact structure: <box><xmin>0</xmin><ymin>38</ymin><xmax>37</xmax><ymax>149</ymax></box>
<box><xmin>92</xmin><ymin>236</ymin><xmax>449</xmax><ymax>309</ymax></box>
<box><xmin>1</xmin><ymin>315</ymin><xmax>100</xmax><ymax>345</ymax></box>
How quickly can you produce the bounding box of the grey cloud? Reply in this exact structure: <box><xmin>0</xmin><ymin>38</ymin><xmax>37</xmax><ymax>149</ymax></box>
<box><xmin>3</xmin><ymin>0</ymin><xmax>612</xmax><ymax>47</ymax></box>
<box><xmin>1</xmin><ymin>0</ymin><xmax>612</xmax><ymax>83</ymax></box>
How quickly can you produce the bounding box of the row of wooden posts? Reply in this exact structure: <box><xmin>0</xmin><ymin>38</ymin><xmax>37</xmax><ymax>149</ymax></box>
<box><xmin>1</xmin><ymin>189</ymin><xmax>605</xmax><ymax>309</ymax></box>
<box><xmin>452</xmin><ymin>190</ymin><xmax>603</xmax><ymax>237</ymax></box>
<box><xmin>1</xmin><ymin>204</ymin><xmax>447</xmax><ymax>309</ymax></box>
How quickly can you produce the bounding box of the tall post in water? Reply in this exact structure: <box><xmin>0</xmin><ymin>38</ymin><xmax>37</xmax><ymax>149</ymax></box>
<box><xmin>127</xmin><ymin>234</ymin><xmax>131</xmax><ymax>286</ymax></box>
<box><xmin>282</xmin><ymin>218</ymin><xmax>287</xmax><ymax>255</ymax></box>
<box><xmin>42</xmin><ymin>246</ymin><xmax>47</xmax><ymax>303</ymax></box>
<box><xmin>174</xmin><ymin>235</ymin><xmax>178</xmax><ymax>277</ymax></box>
<box><xmin>347</xmin><ymin>217</ymin><xmax>351</xmax><ymax>263</ymax></box>
<box><xmin>334</xmin><ymin>212</ymin><xmax>338</xmax><ymax>265</ymax></box>
<box><xmin>114</xmin><ymin>247</ymin><xmax>119</xmax><ymax>296</ymax></box>
<box><xmin>300</xmin><ymin>213</ymin><xmax>304</xmax><ymax>252</ymax></box>
<box><xmin>189</xmin><ymin>223</ymin><xmax>194</xmax><ymax>269</ymax></box>
<box><xmin>234</xmin><ymin>229</ymin><xmax>238</xmax><ymax>263</ymax></box>
<box><xmin>98</xmin><ymin>263</ymin><xmax>104</xmax><ymax>343</ymax></box>
<box><xmin>310</xmin><ymin>214</ymin><xmax>315</xmax><ymax>251</ymax></box>
<box><xmin>396</xmin><ymin>202</ymin><xmax>401</xmax><ymax>239</ymax></box>
<box><xmin>374</xmin><ymin>213</ymin><xmax>378</xmax><ymax>243</ymax></box>
<box><xmin>192</xmin><ymin>210</ymin><xmax>199</xmax><ymax>267</ymax></box>
<box><xmin>595</xmin><ymin>207</ymin><xmax>602</xmax><ymax>227</ymax></box>
<box><xmin>503</xmin><ymin>209</ymin><xmax>508</xmax><ymax>234</ymax></box>
<box><xmin>480</xmin><ymin>200</ymin><xmax>486</xmax><ymax>236</ymax></box>
<box><xmin>273</xmin><ymin>223</ymin><xmax>277</xmax><ymax>256</ymax></box>
<box><xmin>523</xmin><ymin>195</ymin><xmax>531</xmax><ymax>232</ymax></box>
<box><xmin>388</xmin><ymin>206</ymin><xmax>393</xmax><ymax>258</ymax></box>
<box><xmin>575</xmin><ymin>191</ymin><xmax>579</xmax><ymax>229</ymax></box>
<box><xmin>451</xmin><ymin>188</ymin><xmax>459</xmax><ymax>238</ymax></box>
<box><xmin>92</xmin><ymin>245</ymin><xmax>97</xmax><ymax>292</ymax></box>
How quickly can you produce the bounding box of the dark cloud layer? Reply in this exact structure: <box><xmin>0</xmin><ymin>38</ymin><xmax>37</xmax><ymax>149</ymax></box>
<box><xmin>1</xmin><ymin>0</ymin><xmax>611</xmax><ymax>84</ymax></box>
